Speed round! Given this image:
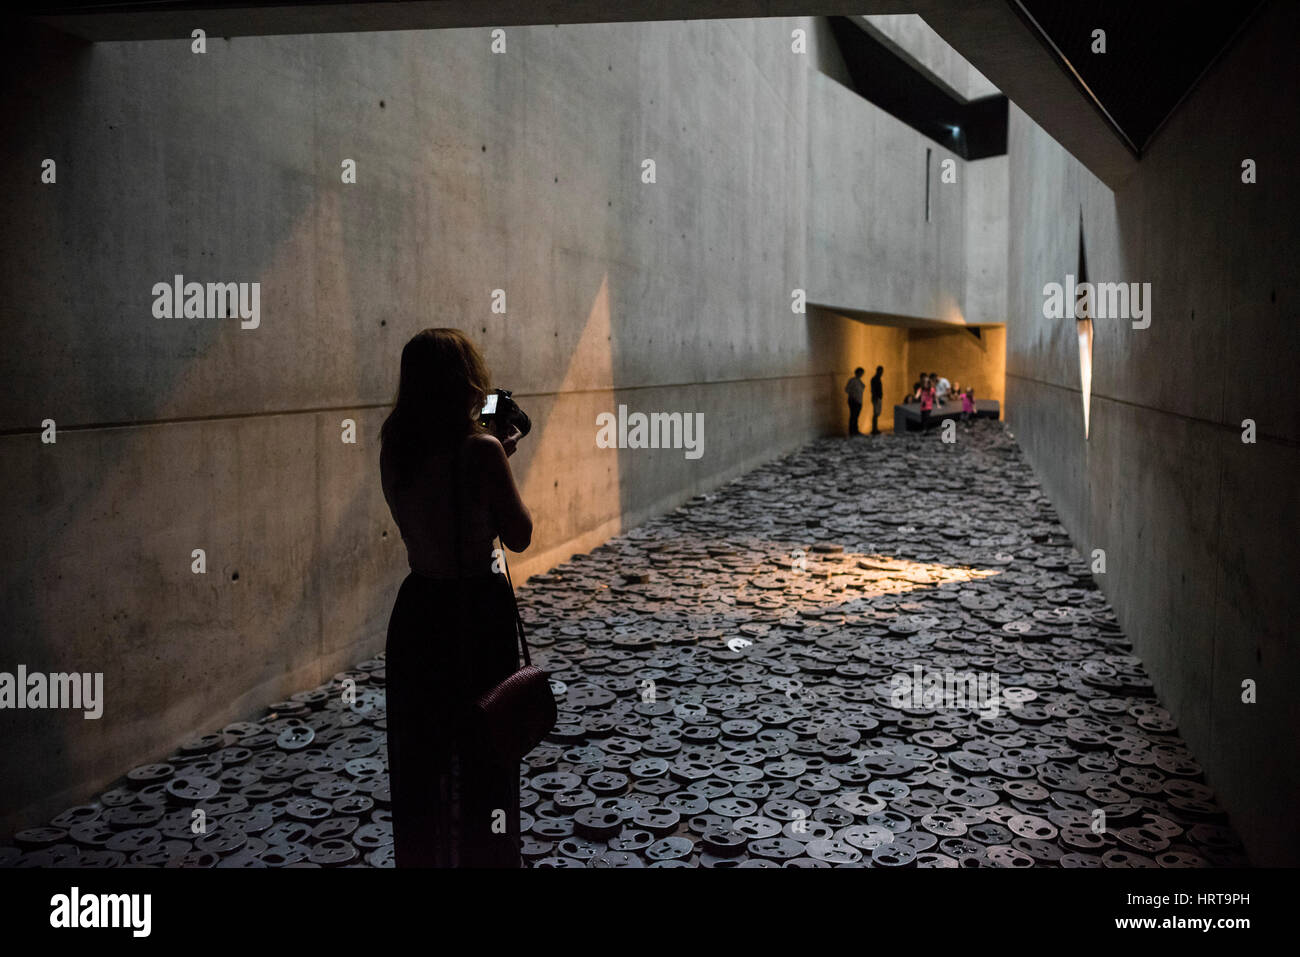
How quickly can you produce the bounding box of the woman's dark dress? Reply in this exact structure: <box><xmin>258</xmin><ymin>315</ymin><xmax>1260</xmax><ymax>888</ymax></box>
<box><xmin>385</xmin><ymin>569</ymin><xmax>522</xmax><ymax>867</ymax></box>
<box><xmin>381</xmin><ymin>436</ymin><xmax>524</xmax><ymax>868</ymax></box>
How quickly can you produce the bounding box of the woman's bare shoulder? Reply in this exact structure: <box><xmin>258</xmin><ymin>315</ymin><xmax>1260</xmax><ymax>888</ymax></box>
<box><xmin>463</xmin><ymin>432</ymin><xmax>507</xmax><ymax>470</ymax></box>
<box><xmin>464</xmin><ymin>431</ymin><xmax>504</xmax><ymax>452</ymax></box>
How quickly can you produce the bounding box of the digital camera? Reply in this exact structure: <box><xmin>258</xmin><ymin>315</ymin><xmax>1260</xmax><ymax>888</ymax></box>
<box><xmin>479</xmin><ymin>388</ymin><xmax>532</xmax><ymax>440</ymax></box>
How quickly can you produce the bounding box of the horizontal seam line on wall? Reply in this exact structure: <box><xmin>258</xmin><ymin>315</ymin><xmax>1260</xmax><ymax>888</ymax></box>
<box><xmin>1006</xmin><ymin>372</ymin><xmax>1299</xmax><ymax>448</ymax></box>
<box><xmin>0</xmin><ymin>373</ymin><xmax>840</xmax><ymax>436</ymax></box>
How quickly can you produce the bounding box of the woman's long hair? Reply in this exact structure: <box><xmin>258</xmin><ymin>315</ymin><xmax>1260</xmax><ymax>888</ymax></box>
<box><xmin>380</xmin><ymin>328</ymin><xmax>491</xmax><ymax>473</ymax></box>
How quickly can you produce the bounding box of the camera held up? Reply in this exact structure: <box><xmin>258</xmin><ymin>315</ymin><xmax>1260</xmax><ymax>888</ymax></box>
<box><xmin>479</xmin><ymin>388</ymin><xmax>532</xmax><ymax>442</ymax></box>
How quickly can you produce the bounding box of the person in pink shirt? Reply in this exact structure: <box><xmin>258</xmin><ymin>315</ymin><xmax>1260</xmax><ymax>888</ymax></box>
<box><xmin>919</xmin><ymin>375</ymin><xmax>936</xmax><ymax>431</ymax></box>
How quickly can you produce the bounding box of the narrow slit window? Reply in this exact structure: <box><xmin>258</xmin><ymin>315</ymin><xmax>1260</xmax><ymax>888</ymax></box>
<box><xmin>925</xmin><ymin>148</ymin><xmax>932</xmax><ymax>222</ymax></box>
<box><xmin>1077</xmin><ymin>317</ymin><xmax>1093</xmax><ymax>439</ymax></box>
<box><xmin>1076</xmin><ymin>211</ymin><xmax>1093</xmax><ymax>439</ymax></box>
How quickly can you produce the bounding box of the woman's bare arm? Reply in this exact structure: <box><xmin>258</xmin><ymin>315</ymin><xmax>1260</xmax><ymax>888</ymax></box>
<box><xmin>470</xmin><ymin>432</ymin><xmax>532</xmax><ymax>552</ymax></box>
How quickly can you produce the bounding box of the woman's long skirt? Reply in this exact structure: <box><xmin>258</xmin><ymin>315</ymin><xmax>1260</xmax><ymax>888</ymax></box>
<box><xmin>384</xmin><ymin>571</ymin><xmax>522</xmax><ymax>868</ymax></box>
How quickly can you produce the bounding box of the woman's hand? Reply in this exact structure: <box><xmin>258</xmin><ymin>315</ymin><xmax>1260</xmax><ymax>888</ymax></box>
<box><xmin>500</xmin><ymin>427</ymin><xmax>522</xmax><ymax>458</ymax></box>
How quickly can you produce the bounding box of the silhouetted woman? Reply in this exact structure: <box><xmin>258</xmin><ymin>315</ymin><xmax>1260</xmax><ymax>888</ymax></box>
<box><xmin>379</xmin><ymin>328</ymin><xmax>532</xmax><ymax>867</ymax></box>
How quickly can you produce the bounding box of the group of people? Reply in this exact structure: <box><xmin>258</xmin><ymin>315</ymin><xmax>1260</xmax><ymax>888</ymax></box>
<box><xmin>843</xmin><ymin>366</ymin><xmax>978</xmax><ymax>435</ymax></box>
<box><xmin>905</xmin><ymin>372</ymin><xmax>976</xmax><ymax>431</ymax></box>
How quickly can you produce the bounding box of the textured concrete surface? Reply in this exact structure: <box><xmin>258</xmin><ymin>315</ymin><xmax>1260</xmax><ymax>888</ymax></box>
<box><xmin>24</xmin><ymin>0</ymin><xmax>1157</xmax><ymax>187</ymax></box>
<box><xmin>0</xmin><ymin>16</ymin><xmax>1007</xmax><ymax>836</ymax></box>
<box><xmin>805</xmin><ymin>68</ymin><xmax>967</xmax><ymax>324</ymax></box>
<box><xmin>964</xmin><ymin>156</ymin><xmax>1008</xmax><ymax>325</ymax></box>
<box><xmin>1003</xmin><ymin>0</ymin><xmax>1300</xmax><ymax>865</ymax></box>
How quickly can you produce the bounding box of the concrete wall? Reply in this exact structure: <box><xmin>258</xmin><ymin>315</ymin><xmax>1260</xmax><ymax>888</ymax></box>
<box><xmin>0</xmin><ymin>17</ymin><xmax>1001</xmax><ymax>834</ymax></box>
<box><xmin>964</xmin><ymin>156</ymin><xmax>1008</xmax><ymax>325</ymax></box>
<box><xmin>806</xmin><ymin>68</ymin><xmax>966</xmax><ymax>324</ymax></box>
<box><xmin>1004</xmin><ymin>0</ymin><xmax>1300</xmax><ymax>865</ymax></box>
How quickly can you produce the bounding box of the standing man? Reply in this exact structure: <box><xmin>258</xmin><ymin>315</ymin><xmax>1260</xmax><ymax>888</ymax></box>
<box><xmin>845</xmin><ymin>367</ymin><xmax>866</xmax><ymax>437</ymax></box>
<box><xmin>869</xmin><ymin>365</ymin><xmax>884</xmax><ymax>435</ymax></box>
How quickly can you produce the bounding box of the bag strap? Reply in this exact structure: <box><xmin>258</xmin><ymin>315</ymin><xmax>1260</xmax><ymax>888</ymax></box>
<box><xmin>499</xmin><ymin>548</ymin><xmax>531</xmax><ymax>667</ymax></box>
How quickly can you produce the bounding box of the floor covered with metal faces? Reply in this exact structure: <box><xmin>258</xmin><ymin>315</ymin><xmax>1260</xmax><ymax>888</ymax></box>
<box><xmin>2</xmin><ymin>422</ymin><xmax>1249</xmax><ymax>868</ymax></box>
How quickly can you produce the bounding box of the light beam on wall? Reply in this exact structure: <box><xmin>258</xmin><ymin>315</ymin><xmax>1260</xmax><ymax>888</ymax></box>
<box><xmin>1076</xmin><ymin>212</ymin><xmax>1093</xmax><ymax>440</ymax></box>
<box><xmin>1077</xmin><ymin>318</ymin><xmax>1093</xmax><ymax>439</ymax></box>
